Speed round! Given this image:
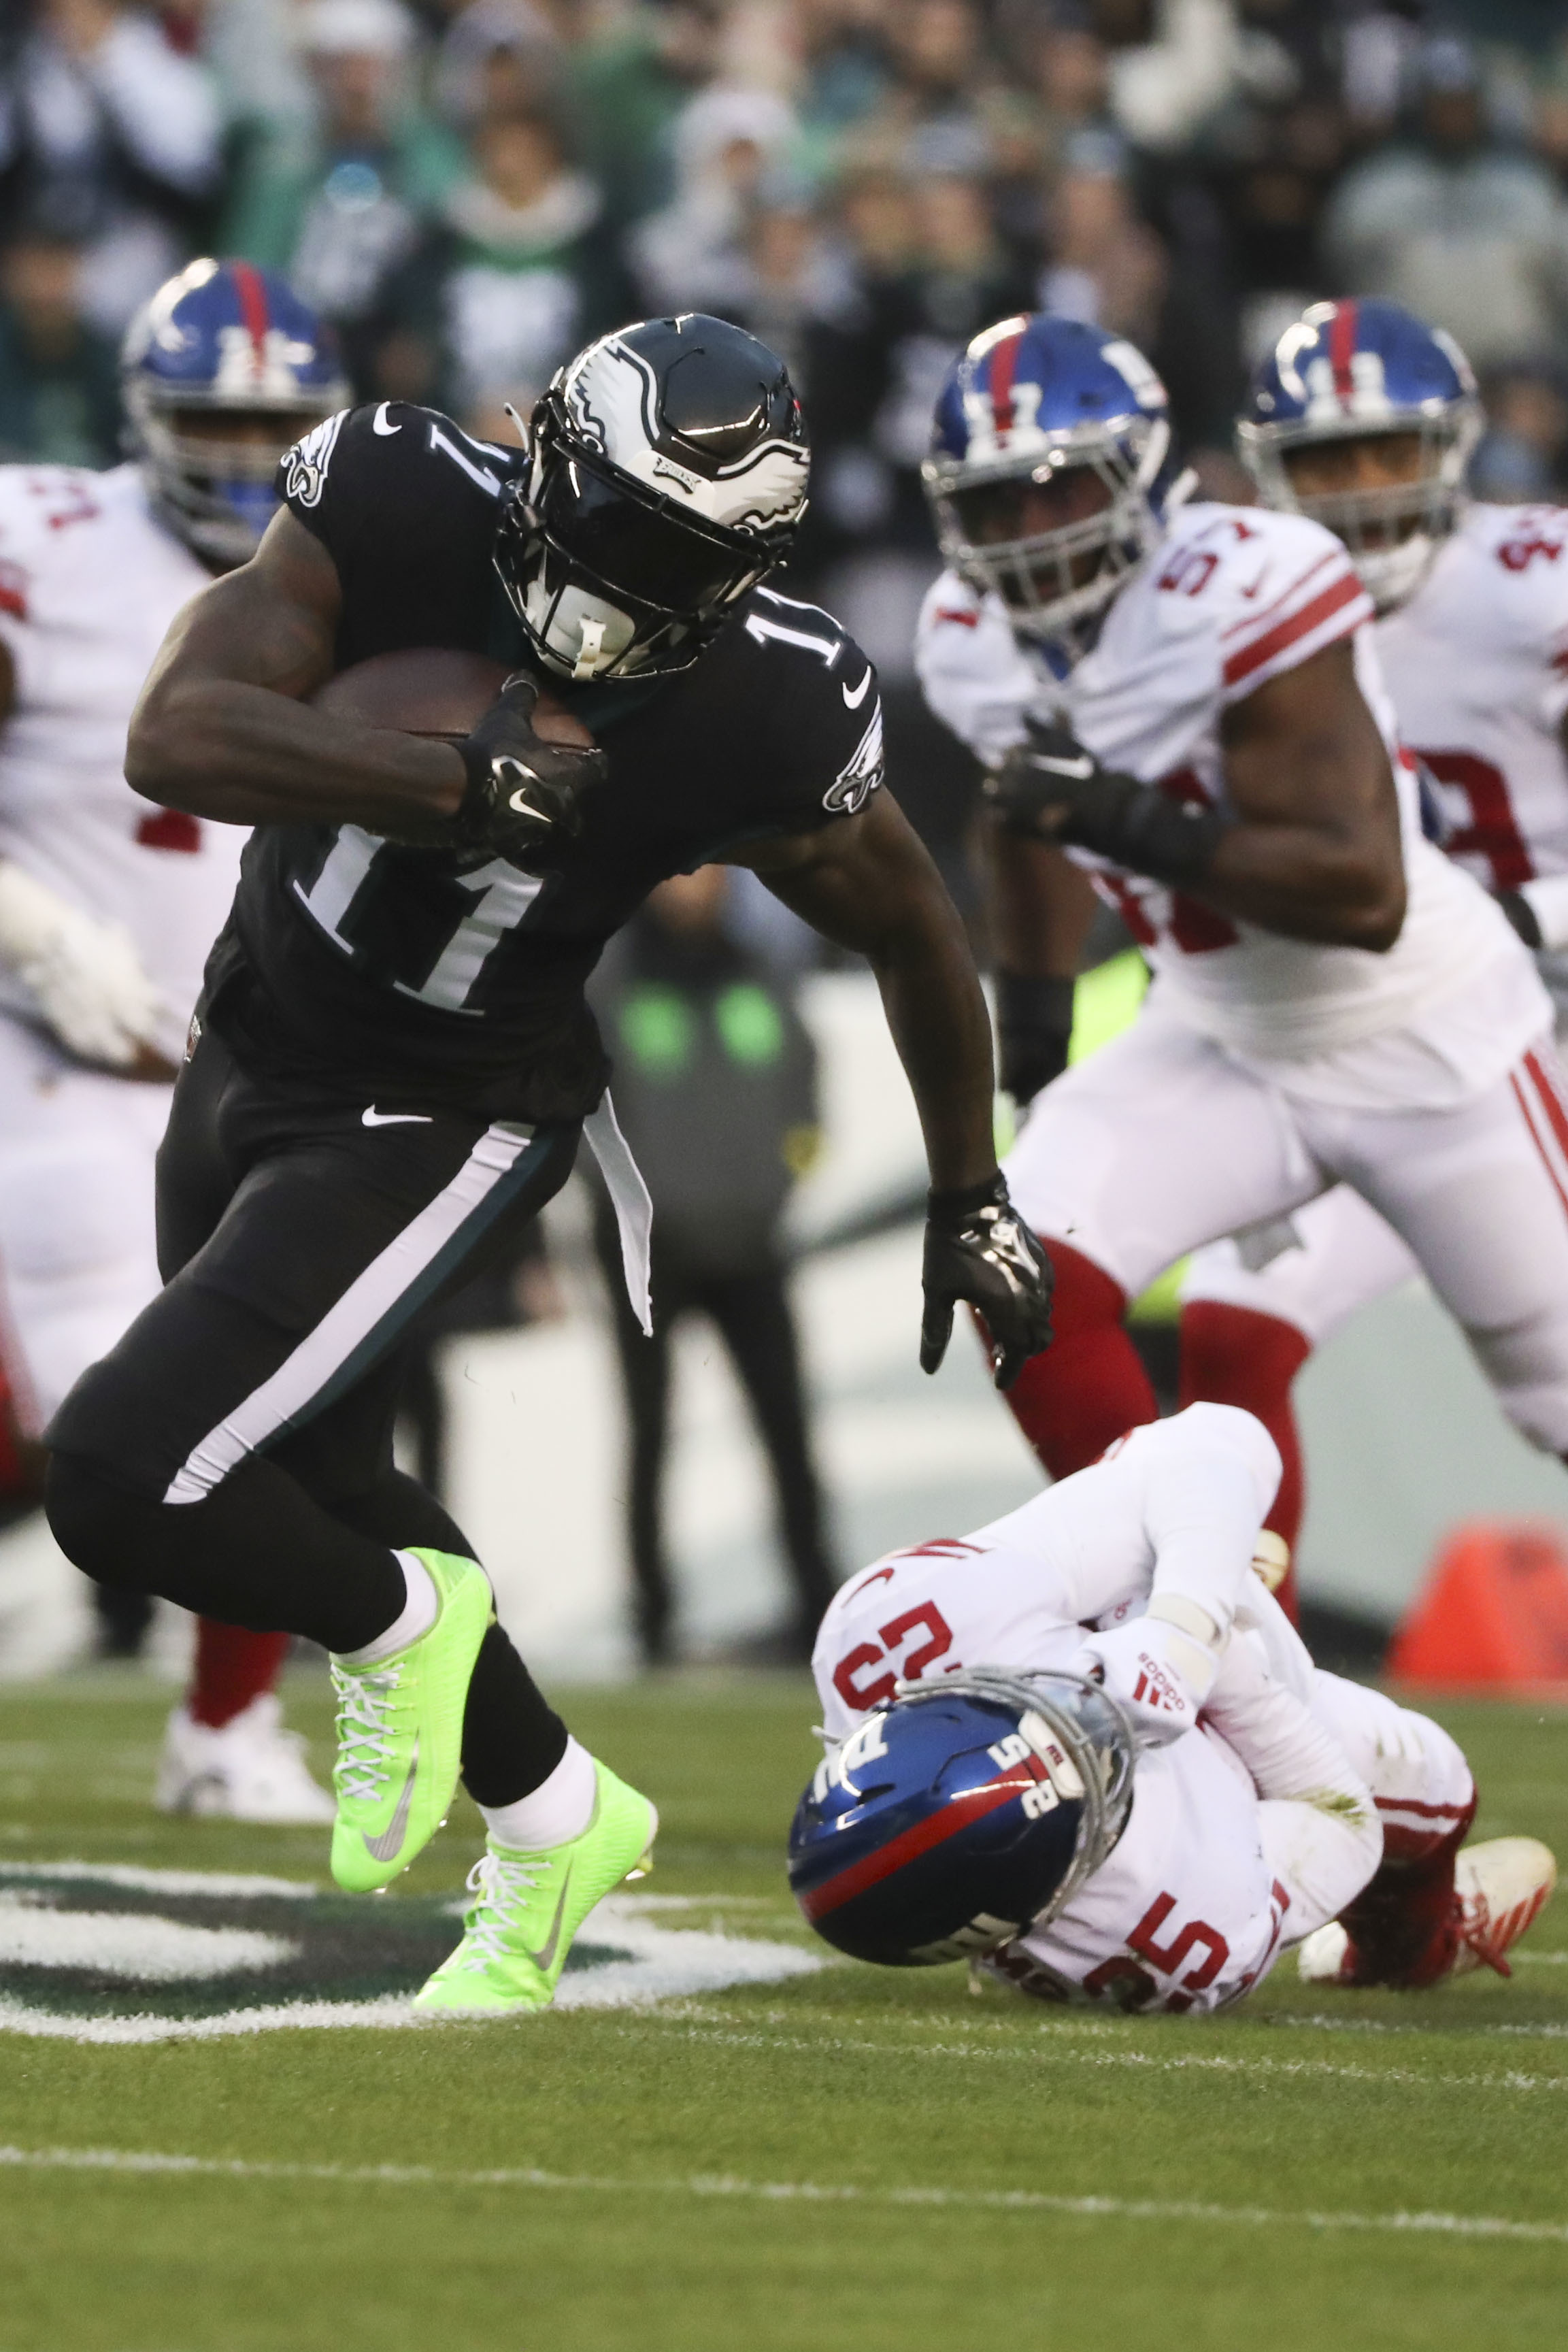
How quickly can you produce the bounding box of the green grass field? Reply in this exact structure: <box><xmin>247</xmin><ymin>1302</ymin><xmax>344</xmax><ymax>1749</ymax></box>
<box><xmin>1</xmin><ymin>1668</ymin><xmax>1566</xmax><ymax>2352</ymax></box>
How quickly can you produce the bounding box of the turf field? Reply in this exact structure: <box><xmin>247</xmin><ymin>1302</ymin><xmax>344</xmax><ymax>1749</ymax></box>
<box><xmin>1</xmin><ymin>1670</ymin><xmax>1565</xmax><ymax>2352</ymax></box>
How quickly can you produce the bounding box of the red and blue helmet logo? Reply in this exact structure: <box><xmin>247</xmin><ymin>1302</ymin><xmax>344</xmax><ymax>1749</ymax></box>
<box><xmin>929</xmin><ymin>314</ymin><xmax>1169</xmax><ymax>471</ymax></box>
<box><xmin>122</xmin><ymin>258</ymin><xmax>344</xmax><ymax>407</ymax></box>
<box><xmin>1244</xmin><ymin>298</ymin><xmax>1476</xmax><ymax>438</ymax></box>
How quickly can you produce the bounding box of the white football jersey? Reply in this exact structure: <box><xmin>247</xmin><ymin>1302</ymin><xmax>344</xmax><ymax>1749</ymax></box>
<box><xmin>916</xmin><ymin>501</ymin><xmax>1527</xmax><ymax>1064</ymax></box>
<box><xmin>811</xmin><ymin>1411</ymin><xmax>1296</xmax><ymax>2015</ymax></box>
<box><xmin>1379</xmin><ymin>502</ymin><xmax>1568</xmax><ymax>893</ymax></box>
<box><xmin>0</xmin><ymin>464</ymin><xmax>245</xmax><ymax>1064</ymax></box>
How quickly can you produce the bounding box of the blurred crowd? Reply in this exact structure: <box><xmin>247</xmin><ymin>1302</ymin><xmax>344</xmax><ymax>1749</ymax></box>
<box><xmin>9</xmin><ymin>3</ymin><xmax>1568</xmax><ymax>546</ymax></box>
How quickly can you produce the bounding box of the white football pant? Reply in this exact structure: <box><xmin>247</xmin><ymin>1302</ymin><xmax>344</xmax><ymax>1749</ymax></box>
<box><xmin>0</xmin><ymin>1015</ymin><xmax>170</xmax><ymax>1437</ymax></box>
<box><xmin>1007</xmin><ymin>996</ymin><xmax>1568</xmax><ymax>1454</ymax></box>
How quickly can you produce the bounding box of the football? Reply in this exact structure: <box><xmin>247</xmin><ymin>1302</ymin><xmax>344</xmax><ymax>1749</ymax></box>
<box><xmin>312</xmin><ymin>646</ymin><xmax>595</xmax><ymax>748</ymax></box>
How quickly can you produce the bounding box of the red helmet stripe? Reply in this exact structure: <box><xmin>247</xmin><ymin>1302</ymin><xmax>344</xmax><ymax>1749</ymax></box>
<box><xmin>799</xmin><ymin>1761</ymin><xmax>1044</xmax><ymax>1923</ymax></box>
<box><xmin>1328</xmin><ymin>299</ymin><xmax>1358</xmax><ymax>405</ymax></box>
<box><xmin>988</xmin><ymin>330</ymin><xmax>1025</xmax><ymax>442</ymax></box>
<box><xmin>228</xmin><ymin>260</ymin><xmax>271</xmax><ymax>369</ymax></box>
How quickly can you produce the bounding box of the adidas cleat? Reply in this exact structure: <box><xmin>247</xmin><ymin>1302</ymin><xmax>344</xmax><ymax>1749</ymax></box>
<box><xmin>1299</xmin><ymin>1837</ymin><xmax>1557</xmax><ymax>1988</ymax></box>
<box><xmin>329</xmin><ymin>1548</ymin><xmax>493</xmax><ymax>1893</ymax></box>
<box><xmin>414</xmin><ymin>1761</ymin><xmax>657</xmax><ymax>2017</ymax></box>
<box><xmin>1450</xmin><ymin>1836</ymin><xmax>1557</xmax><ymax>1979</ymax></box>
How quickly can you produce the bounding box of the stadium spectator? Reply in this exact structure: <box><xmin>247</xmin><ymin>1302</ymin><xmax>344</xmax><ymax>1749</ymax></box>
<box><xmin>629</xmin><ymin>80</ymin><xmax>800</xmax><ymax>315</ymax></box>
<box><xmin>221</xmin><ymin>0</ymin><xmax>463</xmax><ymax>379</ymax></box>
<box><xmin>588</xmin><ymin>867</ymin><xmax>837</xmax><ymax>1668</ymax></box>
<box><xmin>0</xmin><ymin>221</ymin><xmax>122</xmax><ymax>466</ymax></box>
<box><xmin>363</xmin><ymin>99</ymin><xmax>633</xmax><ymax>431</ymax></box>
<box><xmin>0</xmin><ymin>0</ymin><xmax>224</xmax><ymax>333</ymax></box>
<box><xmin>1322</xmin><ymin>33</ymin><xmax>1568</xmax><ymax>376</ymax></box>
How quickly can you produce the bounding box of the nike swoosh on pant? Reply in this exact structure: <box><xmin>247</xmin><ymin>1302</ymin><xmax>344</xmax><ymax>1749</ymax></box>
<box><xmin>523</xmin><ymin>1866</ymin><xmax>573</xmax><ymax>1974</ymax></box>
<box><xmin>363</xmin><ymin>1738</ymin><xmax>419</xmax><ymax>1861</ymax></box>
<box><xmin>363</xmin><ymin>1108</ymin><xmax>433</xmax><ymax>1126</ymax></box>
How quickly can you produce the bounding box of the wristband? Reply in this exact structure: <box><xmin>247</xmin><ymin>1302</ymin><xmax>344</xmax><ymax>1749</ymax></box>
<box><xmin>928</xmin><ymin>1170</ymin><xmax>1006</xmax><ymax>1219</ymax></box>
<box><xmin>1054</xmin><ymin>770</ymin><xmax>1234</xmax><ymax>887</ymax></box>
<box><xmin>995</xmin><ymin>971</ymin><xmax>1075</xmax><ymax>1036</ymax></box>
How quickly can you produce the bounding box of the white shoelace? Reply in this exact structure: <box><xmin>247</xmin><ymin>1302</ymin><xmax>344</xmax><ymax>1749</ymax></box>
<box><xmin>329</xmin><ymin>1661</ymin><xmax>404</xmax><ymax>1802</ymax></box>
<box><xmin>460</xmin><ymin>1850</ymin><xmax>549</xmax><ymax>1967</ymax></box>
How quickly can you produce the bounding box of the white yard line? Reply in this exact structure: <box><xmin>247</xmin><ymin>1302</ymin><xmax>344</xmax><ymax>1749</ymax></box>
<box><xmin>0</xmin><ymin>2144</ymin><xmax>1563</xmax><ymax>2246</ymax></box>
<box><xmin>612</xmin><ymin>2017</ymin><xmax>1568</xmax><ymax>2094</ymax></box>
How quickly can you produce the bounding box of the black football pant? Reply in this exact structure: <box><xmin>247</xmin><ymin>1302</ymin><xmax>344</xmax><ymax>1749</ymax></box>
<box><xmin>45</xmin><ymin>1025</ymin><xmax>578</xmax><ymax>1807</ymax></box>
<box><xmin>593</xmin><ymin>1204</ymin><xmax>836</xmax><ymax>1661</ymax></box>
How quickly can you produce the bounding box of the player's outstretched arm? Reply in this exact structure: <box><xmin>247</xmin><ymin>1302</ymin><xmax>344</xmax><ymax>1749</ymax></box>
<box><xmin>741</xmin><ymin>792</ymin><xmax>1054</xmax><ymax>1387</ymax></box>
<box><xmin>124</xmin><ymin>512</ymin><xmax>467</xmax><ymax>834</ymax></box>
<box><xmin>989</xmin><ymin>640</ymin><xmax>1407</xmax><ymax>953</ymax></box>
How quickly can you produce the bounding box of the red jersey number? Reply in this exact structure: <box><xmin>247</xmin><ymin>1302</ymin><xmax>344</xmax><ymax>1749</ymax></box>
<box><xmin>1417</xmin><ymin>748</ymin><xmax>1533</xmax><ymax>890</ymax></box>
<box><xmin>831</xmin><ymin>1602</ymin><xmax>958</xmax><ymax>1712</ymax></box>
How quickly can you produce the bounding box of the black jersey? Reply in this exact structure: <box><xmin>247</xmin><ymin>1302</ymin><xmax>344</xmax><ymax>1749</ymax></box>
<box><xmin>203</xmin><ymin>401</ymin><xmax>885</xmax><ymax>1122</ymax></box>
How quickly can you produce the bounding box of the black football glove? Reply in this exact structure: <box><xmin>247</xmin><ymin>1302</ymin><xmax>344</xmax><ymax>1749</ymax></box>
<box><xmin>454</xmin><ymin>674</ymin><xmax>607</xmax><ymax>871</ymax></box>
<box><xmin>921</xmin><ymin>1172</ymin><xmax>1054</xmax><ymax>1391</ymax></box>
<box><xmin>995</xmin><ymin>970</ymin><xmax>1074</xmax><ymax>1112</ymax></box>
<box><xmin>984</xmin><ymin>720</ymin><xmax>1229</xmax><ymax>887</ymax></box>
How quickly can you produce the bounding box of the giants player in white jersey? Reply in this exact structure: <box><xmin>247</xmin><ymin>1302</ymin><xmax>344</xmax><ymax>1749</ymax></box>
<box><xmin>797</xmin><ymin>1405</ymin><xmax>1552</xmax><ymax>2004</ymax></box>
<box><xmin>1179</xmin><ymin>300</ymin><xmax>1568</xmax><ymax>1569</ymax></box>
<box><xmin>0</xmin><ymin>259</ymin><xmax>344</xmax><ymax>1819</ymax></box>
<box><xmin>913</xmin><ymin>314</ymin><xmax>1568</xmax><ymax>1575</ymax></box>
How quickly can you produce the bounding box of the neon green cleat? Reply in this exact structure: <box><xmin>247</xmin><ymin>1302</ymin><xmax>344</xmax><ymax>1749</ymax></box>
<box><xmin>413</xmin><ymin>1761</ymin><xmax>658</xmax><ymax>2016</ymax></box>
<box><xmin>329</xmin><ymin>1548</ymin><xmax>493</xmax><ymax>1893</ymax></box>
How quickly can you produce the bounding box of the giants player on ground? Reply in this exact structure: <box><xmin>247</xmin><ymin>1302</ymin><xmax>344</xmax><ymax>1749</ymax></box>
<box><xmin>0</xmin><ymin>259</ymin><xmax>341</xmax><ymax>1821</ymax></box>
<box><xmin>798</xmin><ymin>1404</ymin><xmax>1554</xmax><ymax>2000</ymax></box>
<box><xmin>914</xmin><ymin>315</ymin><xmax>1568</xmax><ymax>1597</ymax></box>
<box><xmin>42</xmin><ymin>313</ymin><xmax>1052</xmax><ymax>2017</ymax></box>
<box><xmin>1180</xmin><ymin>300</ymin><xmax>1568</xmax><ymax>1564</ymax></box>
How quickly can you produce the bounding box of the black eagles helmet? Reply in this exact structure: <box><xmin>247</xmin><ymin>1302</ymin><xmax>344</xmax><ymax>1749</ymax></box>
<box><xmin>494</xmin><ymin>314</ymin><xmax>811</xmax><ymax>681</ymax></box>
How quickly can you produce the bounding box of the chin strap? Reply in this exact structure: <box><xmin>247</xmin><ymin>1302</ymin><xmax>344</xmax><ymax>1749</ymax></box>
<box><xmin>573</xmin><ymin>615</ymin><xmax>607</xmax><ymax>680</ymax></box>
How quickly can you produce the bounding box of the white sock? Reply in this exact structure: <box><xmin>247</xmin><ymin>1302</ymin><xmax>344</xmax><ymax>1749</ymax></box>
<box><xmin>481</xmin><ymin>1737</ymin><xmax>597</xmax><ymax>1851</ymax></box>
<box><xmin>337</xmin><ymin>1551</ymin><xmax>439</xmax><ymax>1667</ymax></box>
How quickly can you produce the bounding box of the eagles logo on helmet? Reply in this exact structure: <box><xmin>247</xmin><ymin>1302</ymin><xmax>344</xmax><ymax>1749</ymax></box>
<box><xmin>121</xmin><ymin>258</ymin><xmax>348</xmax><ymax>569</ymax></box>
<box><xmin>494</xmin><ymin>313</ymin><xmax>812</xmax><ymax>682</ymax></box>
<box><xmin>1237</xmin><ymin>297</ymin><xmax>1482</xmax><ymax>614</ymax></box>
<box><xmin>788</xmin><ymin>1669</ymin><xmax>1135</xmax><ymax>1967</ymax></box>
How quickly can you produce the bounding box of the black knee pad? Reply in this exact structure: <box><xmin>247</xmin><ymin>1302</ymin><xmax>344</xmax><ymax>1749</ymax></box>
<box><xmin>44</xmin><ymin>1453</ymin><xmax>154</xmax><ymax>1589</ymax></box>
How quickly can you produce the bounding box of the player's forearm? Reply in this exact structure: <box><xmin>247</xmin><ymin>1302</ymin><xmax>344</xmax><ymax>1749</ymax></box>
<box><xmin>1192</xmin><ymin>821</ymin><xmax>1407</xmax><ymax>951</ymax></box>
<box><xmin>125</xmin><ymin>677</ymin><xmax>466</xmax><ymax>833</ymax></box>
<box><xmin>988</xmin><ymin>825</ymin><xmax>1097</xmax><ymax>978</ymax></box>
<box><xmin>871</xmin><ymin>908</ymin><xmax>999</xmax><ymax>1190</ymax></box>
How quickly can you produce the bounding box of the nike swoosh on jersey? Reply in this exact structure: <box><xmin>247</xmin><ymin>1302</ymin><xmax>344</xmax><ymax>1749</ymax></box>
<box><xmin>507</xmin><ymin>789</ymin><xmax>548</xmax><ymax>821</ymax></box>
<box><xmin>1029</xmin><ymin>752</ymin><xmax>1095</xmax><ymax>780</ymax></box>
<box><xmin>523</xmin><ymin>1866</ymin><xmax>573</xmax><ymax>1974</ymax></box>
<box><xmin>363</xmin><ymin>1108</ymin><xmax>433</xmax><ymax>1126</ymax></box>
<box><xmin>363</xmin><ymin>1738</ymin><xmax>418</xmax><ymax>1861</ymax></box>
<box><xmin>842</xmin><ymin>667</ymin><xmax>873</xmax><ymax>709</ymax></box>
<box><xmin>372</xmin><ymin>404</ymin><xmax>401</xmax><ymax>435</ymax></box>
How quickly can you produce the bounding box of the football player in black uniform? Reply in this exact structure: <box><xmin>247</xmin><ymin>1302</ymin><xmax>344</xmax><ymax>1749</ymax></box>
<box><xmin>44</xmin><ymin>315</ymin><xmax>1053</xmax><ymax>2015</ymax></box>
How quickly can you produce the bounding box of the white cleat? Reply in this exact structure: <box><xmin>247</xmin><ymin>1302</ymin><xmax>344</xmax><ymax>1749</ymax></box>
<box><xmin>155</xmin><ymin>1692</ymin><xmax>336</xmax><ymax>1824</ymax></box>
<box><xmin>1297</xmin><ymin>1837</ymin><xmax>1557</xmax><ymax>1989</ymax></box>
<box><xmin>1450</xmin><ymin>1837</ymin><xmax>1557</xmax><ymax>1979</ymax></box>
<box><xmin>1297</xmin><ymin>1921</ymin><xmax>1351</xmax><ymax>1985</ymax></box>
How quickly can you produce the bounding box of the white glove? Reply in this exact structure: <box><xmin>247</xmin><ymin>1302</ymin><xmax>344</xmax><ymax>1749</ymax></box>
<box><xmin>0</xmin><ymin>861</ymin><xmax>164</xmax><ymax>1069</ymax></box>
<box><xmin>1073</xmin><ymin>1597</ymin><xmax>1222</xmax><ymax>1747</ymax></box>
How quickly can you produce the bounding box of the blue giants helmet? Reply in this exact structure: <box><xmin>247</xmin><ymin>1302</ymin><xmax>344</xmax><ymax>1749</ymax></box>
<box><xmin>921</xmin><ymin>314</ymin><xmax>1171</xmax><ymax>657</ymax></box>
<box><xmin>121</xmin><ymin>259</ymin><xmax>349</xmax><ymax>569</ymax></box>
<box><xmin>1237</xmin><ymin>297</ymin><xmax>1481</xmax><ymax>614</ymax></box>
<box><xmin>788</xmin><ymin>1669</ymin><xmax>1135</xmax><ymax>1967</ymax></box>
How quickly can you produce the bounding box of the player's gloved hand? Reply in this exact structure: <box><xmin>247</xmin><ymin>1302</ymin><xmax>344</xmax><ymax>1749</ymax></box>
<box><xmin>1073</xmin><ymin>1602</ymin><xmax>1223</xmax><ymax>1748</ymax></box>
<box><xmin>921</xmin><ymin>1171</ymin><xmax>1054</xmax><ymax>1391</ymax></box>
<box><xmin>454</xmin><ymin>673</ymin><xmax>608</xmax><ymax>872</ymax></box>
<box><xmin>984</xmin><ymin>720</ymin><xmax>1230</xmax><ymax>887</ymax></box>
<box><xmin>0</xmin><ymin>859</ymin><xmax>165</xmax><ymax>1069</ymax></box>
<box><xmin>996</xmin><ymin>970</ymin><xmax>1074</xmax><ymax>1112</ymax></box>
